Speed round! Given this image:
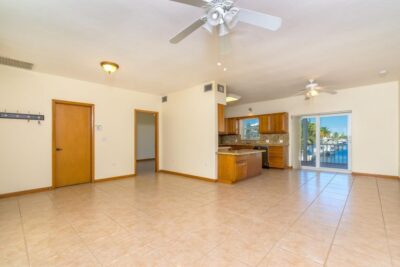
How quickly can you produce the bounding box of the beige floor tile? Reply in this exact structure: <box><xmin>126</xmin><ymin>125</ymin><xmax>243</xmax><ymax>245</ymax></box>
<box><xmin>278</xmin><ymin>232</ymin><xmax>332</xmax><ymax>264</ymax></box>
<box><xmin>326</xmin><ymin>244</ymin><xmax>392</xmax><ymax>267</ymax></box>
<box><xmin>289</xmin><ymin>220</ymin><xmax>337</xmax><ymax>242</ymax></box>
<box><xmin>193</xmin><ymin>249</ymin><xmax>250</xmax><ymax>267</ymax></box>
<box><xmin>258</xmin><ymin>247</ymin><xmax>323</xmax><ymax>267</ymax></box>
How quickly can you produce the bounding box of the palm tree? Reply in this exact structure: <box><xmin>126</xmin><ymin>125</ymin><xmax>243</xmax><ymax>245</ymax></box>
<box><xmin>320</xmin><ymin>127</ymin><xmax>331</xmax><ymax>138</ymax></box>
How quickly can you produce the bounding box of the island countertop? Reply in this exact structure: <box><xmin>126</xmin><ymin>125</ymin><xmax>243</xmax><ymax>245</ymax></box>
<box><xmin>216</xmin><ymin>149</ymin><xmax>265</xmax><ymax>156</ymax></box>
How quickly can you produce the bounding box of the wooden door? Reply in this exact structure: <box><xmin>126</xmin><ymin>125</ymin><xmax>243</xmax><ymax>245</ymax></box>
<box><xmin>53</xmin><ymin>101</ymin><xmax>93</xmax><ymax>187</ymax></box>
<box><xmin>218</xmin><ymin>104</ymin><xmax>225</xmax><ymax>133</ymax></box>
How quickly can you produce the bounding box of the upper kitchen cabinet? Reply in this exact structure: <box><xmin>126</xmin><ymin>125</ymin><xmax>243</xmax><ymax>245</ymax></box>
<box><xmin>225</xmin><ymin>118</ymin><xmax>239</xmax><ymax>135</ymax></box>
<box><xmin>259</xmin><ymin>112</ymin><xmax>289</xmax><ymax>134</ymax></box>
<box><xmin>259</xmin><ymin>114</ymin><xmax>273</xmax><ymax>134</ymax></box>
<box><xmin>273</xmin><ymin>113</ymin><xmax>289</xmax><ymax>133</ymax></box>
<box><xmin>218</xmin><ymin>104</ymin><xmax>225</xmax><ymax>134</ymax></box>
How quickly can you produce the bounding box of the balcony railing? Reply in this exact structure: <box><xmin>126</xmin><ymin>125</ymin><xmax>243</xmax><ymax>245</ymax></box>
<box><xmin>301</xmin><ymin>143</ymin><xmax>348</xmax><ymax>170</ymax></box>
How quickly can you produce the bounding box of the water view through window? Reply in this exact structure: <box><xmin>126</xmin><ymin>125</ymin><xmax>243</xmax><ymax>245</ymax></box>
<box><xmin>240</xmin><ymin>118</ymin><xmax>260</xmax><ymax>140</ymax></box>
<box><xmin>301</xmin><ymin>114</ymin><xmax>350</xmax><ymax>170</ymax></box>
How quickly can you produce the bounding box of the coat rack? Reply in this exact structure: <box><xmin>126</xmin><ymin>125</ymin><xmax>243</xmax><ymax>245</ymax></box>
<box><xmin>0</xmin><ymin>110</ymin><xmax>45</xmax><ymax>124</ymax></box>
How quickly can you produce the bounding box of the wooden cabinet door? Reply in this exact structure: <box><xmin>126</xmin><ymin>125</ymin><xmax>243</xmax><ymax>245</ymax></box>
<box><xmin>259</xmin><ymin>115</ymin><xmax>273</xmax><ymax>134</ymax></box>
<box><xmin>268</xmin><ymin>146</ymin><xmax>288</xmax><ymax>169</ymax></box>
<box><xmin>227</xmin><ymin>118</ymin><xmax>238</xmax><ymax>135</ymax></box>
<box><xmin>218</xmin><ymin>104</ymin><xmax>225</xmax><ymax>133</ymax></box>
<box><xmin>273</xmin><ymin>113</ymin><xmax>288</xmax><ymax>133</ymax></box>
<box><xmin>235</xmin><ymin>160</ymin><xmax>248</xmax><ymax>181</ymax></box>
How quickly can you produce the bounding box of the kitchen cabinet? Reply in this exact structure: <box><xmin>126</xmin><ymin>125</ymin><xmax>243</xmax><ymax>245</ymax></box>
<box><xmin>224</xmin><ymin>118</ymin><xmax>239</xmax><ymax>135</ymax></box>
<box><xmin>259</xmin><ymin>114</ymin><xmax>273</xmax><ymax>134</ymax></box>
<box><xmin>218</xmin><ymin>151</ymin><xmax>262</xmax><ymax>184</ymax></box>
<box><xmin>272</xmin><ymin>113</ymin><xmax>289</xmax><ymax>133</ymax></box>
<box><xmin>268</xmin><ymin>146</ymin><xmax>288</xmax><ymax>169</ymax></box>
<box><xmin>218</xmin><ymin>104</ymin><xmax>225</xmax><ymax>134</ymax></box>
<box><xmin>259</xmin><ymin>113</ymin><xmax>288</xmax><ymax>134</ymax></box>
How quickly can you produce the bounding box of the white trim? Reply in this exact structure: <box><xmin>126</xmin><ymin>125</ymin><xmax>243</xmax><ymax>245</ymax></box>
<box><xmin>291</xmin><ymin>110</ymin><xmax>352</xmax><ymax>119</ymax></box>
<box><xmin>316</xmin><ymin>116</ymin><xmax>321</xmax><ymax>169</ymax></box>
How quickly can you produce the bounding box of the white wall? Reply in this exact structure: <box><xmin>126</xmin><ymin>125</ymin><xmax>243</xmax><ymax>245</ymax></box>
<box><xmin>226</xmin><ymin>82</ymin><xmax>400</xmax><ymax>176</ymax></box>
<box><xmin>137</xmin><ymin>112</ymin><xmax>155</xmax><ymax>160</ymax></box>
<box><xmin>0</xmin><ymin>65</ymin><xmax>161</xmax><ymax>194</ymax></box>
<box><xmin>161</xmin><ymin>82</ymin><xmax>225</xmax><ymax>179</ymax></box>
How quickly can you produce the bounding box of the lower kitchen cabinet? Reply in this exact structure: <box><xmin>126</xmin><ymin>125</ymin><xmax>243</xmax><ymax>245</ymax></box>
<box><xmin>268</xmin><ymin>146</ymin><xmax>288</xmax><ymax>169</ymax></box>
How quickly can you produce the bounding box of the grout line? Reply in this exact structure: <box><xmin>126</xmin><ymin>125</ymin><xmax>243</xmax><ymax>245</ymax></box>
<box><xmin>255</xmin><ymin>171</ymin><xmax>340</xmax><ymax>266</ymax></box>
<box><xmin>45</xmin><ymin>186</ymin><xmax>102</xmax><ymax>266</ymax></box>
<box><xmin>376</xmin><ymin>178</ymin><xmax>395</xmax><ymax>267</ymax></box>
<box><xmin>17</xmin><ymin>199</ymin><xmax>31</xmax><ymax>267</ymax></box>
<box><xmin>68</xmin><ymin>222</ymin><xmax>103</xmax><ymax>266</ymax></box>
<box><xmin>323</xmin><ymin>174</ymin><xmax>355</xmax><ymax>266</ymax></box>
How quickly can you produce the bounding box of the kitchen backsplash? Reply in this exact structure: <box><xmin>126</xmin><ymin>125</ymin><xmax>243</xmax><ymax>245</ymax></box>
<box><xmin>220</xmin><ymin>134</ymin><xmax>289</xmax><ymax>146</ymax></box>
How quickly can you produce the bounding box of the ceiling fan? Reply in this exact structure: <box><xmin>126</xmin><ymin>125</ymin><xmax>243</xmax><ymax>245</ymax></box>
<box><xmin>169</xmin><ymin>0</ymin><xmax>282</xmax><ymax>44</ymax></box>
<box><xmin>296</xmin><ymin>80</ymin><xmax>338</xmax><ymax>100</ymax></box>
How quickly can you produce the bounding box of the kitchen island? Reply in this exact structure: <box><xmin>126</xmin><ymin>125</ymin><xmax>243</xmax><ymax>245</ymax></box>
<box><xmin>217</xmin><ymin>149</ymin><xmax>264</xmax><ymax>184</ymax></box>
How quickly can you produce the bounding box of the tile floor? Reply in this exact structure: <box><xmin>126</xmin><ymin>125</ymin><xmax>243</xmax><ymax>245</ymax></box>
<box><xmin>1</xmin><ymin>169</ymin><xmax>399</xmax><ymax>266</ymax></box>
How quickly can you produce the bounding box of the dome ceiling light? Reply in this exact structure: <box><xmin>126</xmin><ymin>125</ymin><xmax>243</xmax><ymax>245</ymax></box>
<box><xmin>100</xmin><ymin>61</ymin><xmax>119</xmax><ymax>74</ymax></box>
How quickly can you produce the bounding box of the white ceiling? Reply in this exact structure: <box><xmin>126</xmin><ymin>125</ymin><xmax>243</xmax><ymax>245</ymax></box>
<box><xmin>1</xmin><ymin>0</ymin><xmax>400</xmax><ymax>103</ymax></box>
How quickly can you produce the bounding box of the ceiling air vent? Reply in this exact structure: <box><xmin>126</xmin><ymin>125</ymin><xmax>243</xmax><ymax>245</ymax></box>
<box><xmin>217</xmin><ymin>84</ymin><xmax>225</xmax><ymax>93</ymax></box>
<box><xmin>0</xmin><ymin>56</ymin><xmax>34</xmax><ymax>70</ymax></box>
<box><xmin>204</xmin><ymin>83</ymin><xmax>213</xmax><ymax>92</ymax></box>
<box><xmin>162</xmin><ymin>96</ymin><xmax>168</xmax><ymax>103</ymax></box>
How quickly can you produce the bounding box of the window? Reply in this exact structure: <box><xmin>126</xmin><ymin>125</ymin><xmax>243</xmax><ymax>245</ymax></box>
<box><xmin>240</xmin><ymin>118</ymin><xmax>260</xmax><ymax>140</ymax></box>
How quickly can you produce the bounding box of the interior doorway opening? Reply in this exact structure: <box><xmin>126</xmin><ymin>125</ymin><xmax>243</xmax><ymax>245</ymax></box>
<box><xmin>134</xmin><ymin>110</ymin><xmax>159</xmax><ymax>175</ymax></box>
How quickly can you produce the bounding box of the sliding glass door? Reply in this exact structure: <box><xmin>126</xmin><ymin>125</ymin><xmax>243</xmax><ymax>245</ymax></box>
<box><xmin>300</xmin><ymin>114</ymin><xmax>351</xmax><ymax>171</ymax></box>
<box><xmin>300</xmin><ymin>117</ymin><xmax>317</xmax><ymax>168</ymax></box>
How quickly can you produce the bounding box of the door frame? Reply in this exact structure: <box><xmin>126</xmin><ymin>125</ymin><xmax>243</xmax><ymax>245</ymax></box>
<box><xmin>52</xmin><ymin>100</ymin><xmax>95</xmax><ymax>188</ymax></box>
<box><xmin>299</xmin><ymin>113</ymin><xmax>352</xmax><ymax>173</ymax></box>
<box><xmin>134</xmin><ymin>109</ymin><xmax>159</xmax><ymax>174</ymax></box>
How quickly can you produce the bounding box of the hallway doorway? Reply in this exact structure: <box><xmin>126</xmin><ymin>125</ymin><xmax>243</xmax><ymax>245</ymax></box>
<box><xmin>134</xmin><ymin>110</ymin><xmax>159</xmax><ymax>175</ymax></box>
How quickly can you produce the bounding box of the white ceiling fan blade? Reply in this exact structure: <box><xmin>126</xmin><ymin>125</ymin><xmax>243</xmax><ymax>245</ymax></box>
<box><xmin>238</xmin><ymin>8</ymin><xmax>282</xmax><ymax>31</ymax></box>
<box><xmin>170</xmin><ymin>17</ymin><xmax>207</xmax><ymax>44</ymax></box>
<box><xmin>170</xmin><ymin>0</ymin><xmax>207</xmax><ymax>8</ymax></box>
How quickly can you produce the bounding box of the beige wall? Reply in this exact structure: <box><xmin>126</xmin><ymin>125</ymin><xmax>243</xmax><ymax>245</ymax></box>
<box><xmin>137</xmin><ymin>112</ymin><xmax>155</xmax><ymax>160</ymax></box>
<box><xmin>0</xmin><ymin>65</ymin><xmax>161</xmax><ymax>194</ymax></box>
<box><xmin>161</xmin><ymin>82</ymin><xmax>225</xmax><ymax>179</ymax></box>
<box><xmin>226</xmin><ymin>82</ymin><xmax>400</xmax><ymax>176</ymax></box>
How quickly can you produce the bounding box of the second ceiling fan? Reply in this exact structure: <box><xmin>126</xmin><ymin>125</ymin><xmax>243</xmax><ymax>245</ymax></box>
<box><xmin>169</xmin><ymin>0</ymin><xmax>282</xmax><ymax>44</ymax></box>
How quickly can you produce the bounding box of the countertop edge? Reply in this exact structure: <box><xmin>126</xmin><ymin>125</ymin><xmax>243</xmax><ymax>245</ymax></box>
<box><xmin>216</xmin><ymin>150</ymin><xmax>266</xmax><ymax>156</ymax></box>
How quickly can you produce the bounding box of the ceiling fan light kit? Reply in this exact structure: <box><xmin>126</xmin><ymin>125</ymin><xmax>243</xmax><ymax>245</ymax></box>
<box><xmin>169</xmin><ymin>0</ymin><xmax>282</xmax><ymax>44</ymax></box>
<box><xmin>296</xmin><ymin>80</ymin><xmax>338</xmax><ymax>100</ymax></box>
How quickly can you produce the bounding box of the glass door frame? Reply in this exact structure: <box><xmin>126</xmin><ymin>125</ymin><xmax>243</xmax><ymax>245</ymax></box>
<box><xmin>300</xmin><ymin>113</ymin><xmax>352</xmax><ymax>173</ymax></box>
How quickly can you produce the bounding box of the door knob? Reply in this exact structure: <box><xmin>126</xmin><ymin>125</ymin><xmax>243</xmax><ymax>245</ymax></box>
<box><xmin>56</xmin><ymin>148</ymin><xmax>63</xmax><ymax>151</ymax></box>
